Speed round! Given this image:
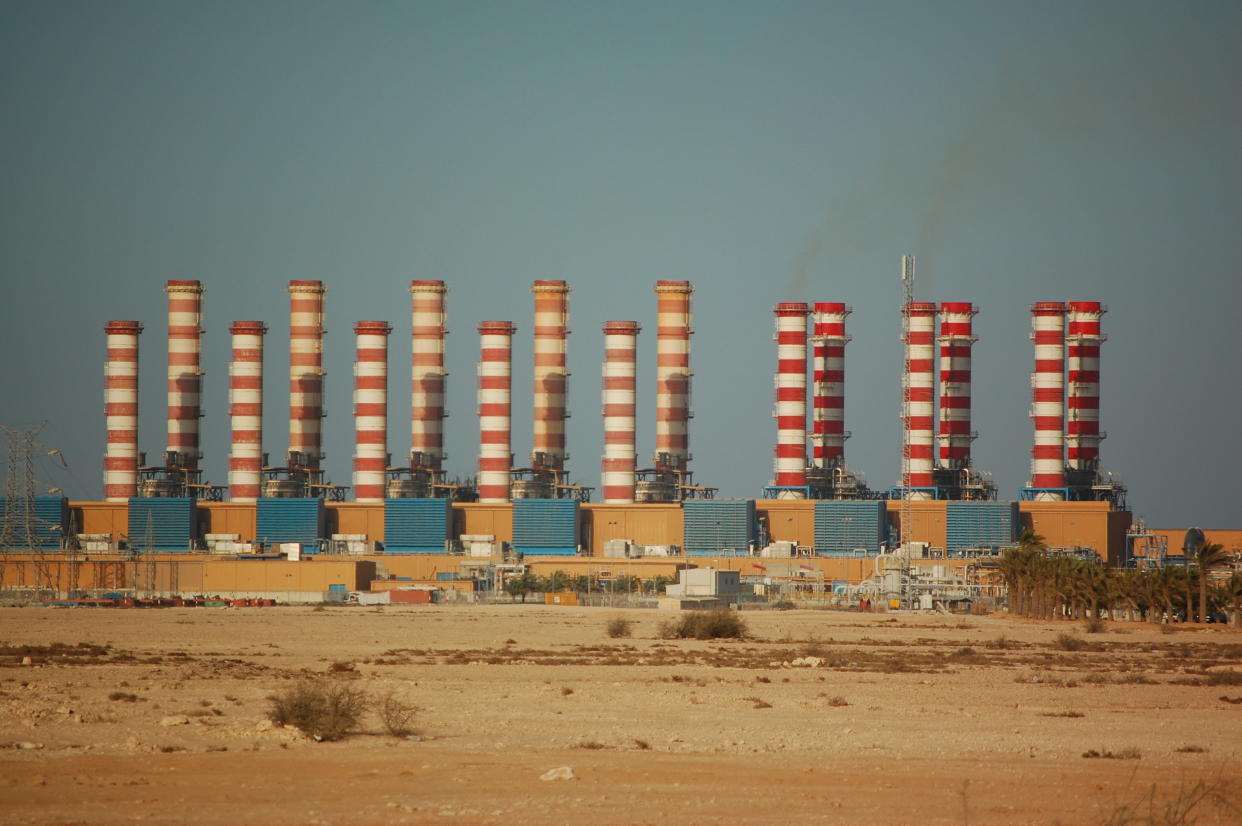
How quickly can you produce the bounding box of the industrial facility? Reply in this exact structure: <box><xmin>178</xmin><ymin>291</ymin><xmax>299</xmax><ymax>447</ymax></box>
<box><xmin>2</xmin><ymin>263</ymin><xmax>1178</xmax><ymax>604</ymax></box>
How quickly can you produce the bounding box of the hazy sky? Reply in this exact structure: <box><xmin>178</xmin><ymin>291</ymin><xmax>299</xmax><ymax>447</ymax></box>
<box><xmin>2</xmin><ymin>1</ymin><xmax>1238</xmax><ymax>528</ymax></box>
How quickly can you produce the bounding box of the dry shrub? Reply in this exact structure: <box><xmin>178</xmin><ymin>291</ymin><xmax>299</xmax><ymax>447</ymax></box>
<box><xmin>1040</xmin><ymin>710</ymin><xmax>1085</xmax><ymax>718</ymax></box>
<box><xmin>985</xmin><ymin>634</ymin><xmax>1013</xmax><ymax>650</ymax></box>
<box><xmin>823</xmin><ymin>695</ymin><xmax>849</xmax><ymax>707</ymax></box>
<box><xmin>658</xmin><ymin>609</ymin><xmax>748</xmax><ymax>640</ymax></box>
<box><xmin>1083</xmin><ymin>747</ymin><xmax>1141</xmax><ymax>760</ymax></box>
<box><xmin>268</xmin><ymin>681</ymin><xmax>368</xmax><ymax>741</ymax></box>
<box><xmin>108</xmin><ymin>691</ymin><xmax>140</xmax><ymax>702</ymax></box>
<box><xmin>1102</xmin><ymin>775</ymin><xmax>1241</xmax><ymax>826</ymax></box>
<box><xmin>606</xmin><ymin>618</ymin><xmax>634</xmax><ymax>639</ymax></box>
<box><xmin>376</xmin><ymin>692</ymin><xmax>417</xmax><ymax>737</ymax></box>
<box><xmin>1171</xmin><ymin>671</ymin><xmax>1242</xmax><ymax>687</ymax></box>
<box><xmin>1052</xmin><ymin>632</ymin><xmax>1088</xmax><ymax>652</ymax></box>
<box><xmin>772</xmin><ymin>599</ymin><xmax>796</xmax><ymax>611</ymax></box>
<box><xmin>1083</xmin><ymin>615</ymin><xmax>1107</xmax><ymax>634</ymax></box>
<box><xmin>742</xmin><ymin>696</ymin><xmax>772</xmax><ymax>709</ymax></box>
<box><xmin>572</xmin><ymin>740</ymin><xmax>608</xmax><ymax>750</ymax></box>
<box><xmin>1175</xmin><ymin>745</ymin><xmax>1207</xmax><ymax>753</ymax></box>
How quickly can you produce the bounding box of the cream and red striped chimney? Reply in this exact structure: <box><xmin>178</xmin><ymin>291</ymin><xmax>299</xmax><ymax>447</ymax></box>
<box><xmin>164</xmin><ymin>280</ymin><xmax>204</xmax><ymax>467</ymax></box>
<box><xmin>601</xmin><ymin>321</ymin><xmax>640</xmax><ymax>503</ymax></box>
<box><xmin>1066</xmin><ymin>301</ymin><xmax>1106</xmax><ymax>471</ymax></box>
<box><xmin>287</xmin><ymin>280</ymin><xmax>326</xmax><ymax>468</ymax></box>
<box><xmin>227</xmin><ymin>321</ymin><xmax>267</xmax><ymax>502</ymax></box>
<box><xmin>352</xmin><ymin>321</ymin><xmax>392</xmax><ymax>503</ymax></box>
<box><xmin>477</xmin><ymin>321</ymin><xmax>517</xmax><ymax>503</ymax></box>
<box><xmin>531</xmin><ymin>280</ymin><xmax>570</xmax><ymax>468</ymax></box>
<box><xmin>409</xmin><ymin>280</ymin><xmax>448</xmax><ymax>471</ymax></box>
<box><xmin>901</xmin><ymin>302</ymin><xmax>938</xmax><ymax>496</ymax></box>
<box><xmin>103</xmin><ymin>321</ymin><xmax>143</xmax><ymax>502</ymax></box>
<box><xmin>773</xmin><ymin>303</ymin><xmax>810</xmax><ymax>494</ymax></box>
<box><xmin>811</xmin><ymin>302</ymin><xmax>851</xmax><ymax>468</ymax></box>
<box><xmin>937</xmin><ymin>302</ymin><xmax>978</xmax><ymax>468</ymax></box>
<box><xmin>1030</xmin><ymin>301</ymin><xmax>1067</xmax><ymax>497</ymax></box>
<box><xmin>653</xmin><ymin>281</ymin><xmax>693</xmax><ymax>468</ymax></box>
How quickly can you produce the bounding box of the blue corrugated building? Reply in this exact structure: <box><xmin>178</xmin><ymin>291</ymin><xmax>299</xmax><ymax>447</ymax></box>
<box><xmin>0</xmin><ymin>496</ymin><xmax>69</xmax><ymax>549</ymax></box>
<box><xmin>814</xmin><ymin>500</ymin><xmax>887</xmax><ymax>556</ymax></box>
<box><xmin>946</xmin><ymin>501</ymin><xmax>1018</xmax><ymax>553</ymax></box>
<box><xmin>384</xmin><ymin>498</ymin><xmax>452</xmax><ymax>553</ymax></box>
<box><xmin>512</xmin><ymin>499</ymin><xmax>579</xmax><ymax>556</ymax></box>
<box><xmin>256</xmin><ymin>498</ymin><xmax>325</xmax><ymax>548</ymax></box>
<box><xmin>127</xmin><ymin>498</ymin><xmax>196</xmax><ymax>552</ymax></box>
<box><xmin>683</xmin><ymin>500</ymin><xmax>755</xmax><ymax>556</ymax></box>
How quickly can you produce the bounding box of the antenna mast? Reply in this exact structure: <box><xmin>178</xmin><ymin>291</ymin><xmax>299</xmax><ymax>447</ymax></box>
<box><xmin>900</xmin><ymin>255</ymin><xmax>915</xmax><ymax>555</ymax></box>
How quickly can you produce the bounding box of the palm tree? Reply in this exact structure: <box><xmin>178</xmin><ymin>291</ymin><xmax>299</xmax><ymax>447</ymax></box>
<box><xmin>1220</xmin><ymin>572</ymin><xmax>1242</xmax><ymax>627</ymax></box>
<box><xmin>997</xmin><ymin>549</ymin><xmax>1033</xmax><ymax>616</ymax></box>
<box><xmin>1017</xmin><ymin>528</ymin><xmax>1046</xmax><ymax>553</ymax></box>
<box><xmin>1194</xmin><ymin>542</ymin><xmax>1231</xmax><ymax>623</ymax></box>
<box><xmin>541</xmin><ymin>569</ymin><xmax>571</xmax><ymax>594</ymax></box>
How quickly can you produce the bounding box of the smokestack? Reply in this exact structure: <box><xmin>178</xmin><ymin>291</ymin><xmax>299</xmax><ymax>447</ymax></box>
<box><xmin>937</xmin><ymin>302</ymin><xmax>978</xmax><ymax>468</ymax></box>
<box><xmin>103</xmin><ymin>321</ymin><xmax>143</xmax><ymax>502</ymax></box>
<box><xmin>228</xmin><ymin>321</ymin><xmax>267</xmax><ymax>502</ymax></box>
<box><xmin>477</xmin><ymin>321</ymin><xmax>517</xmax><ymax>503</ymax></box>
<box><xmin>901</xmin><ymin>302</ymin><xmax>938</xmax><ymax>497</ymax></box>
<box><xmin>409</xmin><ymin>280</ymin><xmax>448</xmax><ymax>471</ymax></box>
<box><xmin>811</xmin><ymin>302</ymin><xmax>851</xmax><ymax>468</ymax></box>
<box><xmin>531</xmin><ymin>280</ymin><xmax>570</xmax><ymax>469</ymax></box>
<box><xmin>353</xmin><ymin>321</ymin><xmax>392</xmax><ymax>503</ymax></box>
<box><xmin>1030</xmin><ymin>301</ymin><xmax>1068</xmax><ymax>498</ymax></box>
<box><xmin>287</xmin><ymin>280</ymin><xmax>326</xmax><ymax>469</ymax></box>
<box><xmin>1066</xmin><ymin>301</ymin><xmax>1106</xmax><ymax>471</ymax></box>
<box><xmin>164</xmin><ymin>280</ymin><xmax>204</xmax><ymax>468</ymax></box>
<box><xmin>653</xmin><ymin>281</ymin><xmax>693</xmax><ymax>469</ymax></box>
<box><xmin>773</xmin><ymin>303</ymin><xmax>811</xmax><ymax>495</ymax></box>
<box><xmin>601</xmin><ymin>321</ymin><xmax>640</xmax><ymax>504</ymax></box>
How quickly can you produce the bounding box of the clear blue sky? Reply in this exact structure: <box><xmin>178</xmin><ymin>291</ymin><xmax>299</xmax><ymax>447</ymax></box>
<box><xmin>2</xmin><ymin>1</ymin><xmax>1238</xmax><ymax>528</ymax></box>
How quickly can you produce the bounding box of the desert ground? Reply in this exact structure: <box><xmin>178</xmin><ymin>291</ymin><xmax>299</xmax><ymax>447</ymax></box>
<box><xmin>1</xmin><ymin>603</ymin><xmax>1240</xmax><ymax>825</ymax></box>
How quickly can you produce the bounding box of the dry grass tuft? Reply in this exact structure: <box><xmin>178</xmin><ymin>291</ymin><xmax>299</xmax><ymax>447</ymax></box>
<box><xmin>605</xmin><ymin>618</ymin><xmax>634</xmax><ymax>639</ymax></box>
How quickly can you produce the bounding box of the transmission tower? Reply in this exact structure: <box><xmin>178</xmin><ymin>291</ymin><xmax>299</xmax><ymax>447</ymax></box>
<box><xmin>1</xmin><ymin>422</ymin><xmax>55</xmax><ymax>595</ymax></box>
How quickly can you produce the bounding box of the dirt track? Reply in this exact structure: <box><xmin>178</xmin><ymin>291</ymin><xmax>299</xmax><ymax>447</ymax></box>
<box><xmin>2</xmin><ymin>604</ymin><xmax>1240</xmax><ymax>824</ymax></box>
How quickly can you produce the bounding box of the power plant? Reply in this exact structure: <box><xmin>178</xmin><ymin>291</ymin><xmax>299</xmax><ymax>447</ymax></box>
<box><xmin>2</xmin><ymin>265</ymin><xmax>1159</xmax><ymax>603</ymax></box>
<box><xmin>93</xmin><ymin>275</ymin><xmax>1130</xmax><ymax>512</ymax></box>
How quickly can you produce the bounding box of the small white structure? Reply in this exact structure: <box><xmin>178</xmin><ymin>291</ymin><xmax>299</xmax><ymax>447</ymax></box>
<box><xmin>665</xmin><ymin>567</ymin><xmax>740</xmax><ymax>598</ymax></box>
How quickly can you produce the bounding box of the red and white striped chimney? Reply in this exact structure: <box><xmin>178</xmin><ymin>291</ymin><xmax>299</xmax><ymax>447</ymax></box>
<box><xmin>409</xmin><ymin>280</ymin><xmax>448</xmax><ymax>470</ymax></box>
<box><xmin>164</xmin><ymin>280</ymin><xmax>204</xmax><ymax>467</ymax></box>
<box><xmin>811</xmin><ymin>302</ymin><xmax>851</xmax><ymax>468</ymax></box>
<box><xmin>773</xmin><ymin>303</ymin><xmax>810</xmax><ymax>494</ymax></box>
<box><xmin>287</xmin><ymin>280</ymin><xmax>326</xmax><ymax>468</ymax></box>
<box><xmin>353</xmin><ymin>321</ymin><xmax>392</xmax><ymax>503</ymax></box>
<box><xmin>902</xmin><ymin>302</ymin><xmax>938</xmax><ymax>496</ymax></box>
<box><xmin>601</xmin><ymin>321</ymin><xmax>640</xmax><ymax>504</ymax></box>
<box><xmin>1030</xmin><ymin>301</ymin><xmax>1068</xmax><ymax>497</ymax></box>
<box><xmin>477</xmin><ymin>321</ymin><xmax>517</xmax><ymax>503</ymax></box>
<box><xmin>531</xmin><ymin>280</ymin><xmax>570</xmax><ymax>468</ymax></box>
<box><xmin>937</xmin><ymin>302</ymin><xmax>978</xmax><ymax>468</ymax></box>
<box><xmin>228</xmin><ymin>321</ymin><xmax>267</xmax><ymax>502</ymax></box>
<box><xmin>103</xmin><ymin>321</ymin><xmax>143</xmax><ymax>502</ymax></box>
<box><xmin>653</xmin><ymin>281</ymin><xmax>693</xmax><ymax>468</ymax></box>
<box><xmin>1066</xmin><ymin>301</ymin><xmax>1106</xmax><ymax>471</ymax></box>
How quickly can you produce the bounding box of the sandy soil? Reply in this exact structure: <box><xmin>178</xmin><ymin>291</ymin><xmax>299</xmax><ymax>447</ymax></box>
<box><xmin>1</xmin><ymin>604</ymin><xmax>1240</xmax><ymax>825</ymax></box>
